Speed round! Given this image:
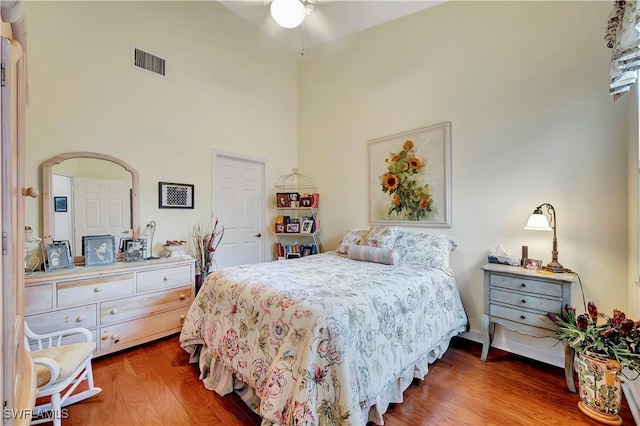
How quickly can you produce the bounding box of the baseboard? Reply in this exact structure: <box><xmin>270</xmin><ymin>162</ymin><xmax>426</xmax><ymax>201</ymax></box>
<box><xmin>622</xmin><ymin>382</ymin><xmax>640</xmax><ymax>424</ymax></box>
<box><xmin>461</xmin><ymin>330</ymin><xmax>564</xmax><ymax>368</ymax></box>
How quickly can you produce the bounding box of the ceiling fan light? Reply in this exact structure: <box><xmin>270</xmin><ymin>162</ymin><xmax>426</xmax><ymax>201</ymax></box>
<box><xmin>270</xmin><ymin>0</ymin><xmax>306</xmax><ymax>29</ymax></box>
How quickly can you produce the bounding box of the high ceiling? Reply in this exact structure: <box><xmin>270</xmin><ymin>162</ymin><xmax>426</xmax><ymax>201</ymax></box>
<box><xmin>217</xmin><ymin>1</ymin><xmax>445</xmax><ymax>51</ymax></box>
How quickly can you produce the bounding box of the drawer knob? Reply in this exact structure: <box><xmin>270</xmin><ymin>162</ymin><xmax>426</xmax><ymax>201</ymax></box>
<box><xmin>521</xmin><ymin>299</ymin><xmax>526</xmax><ymax>304</ymax></box>
<box><xmin>520</xmin><ymin>315</ymin><xmax>526</xmax><ymax>320</ymax></box>
<box><xmin>94</xmin><ymin>287</ymin><xmax>102</xmax><ymax>293</ymax></box>
<box><xmin>180</xmin><ymin>315</ymin><xmax>186</xmax><ymax>321</ymax></box>
<box><xmin>520</xmin><ymin>283</ymin><xmax>526</xmax><ymax>288</ymax></box>
<box><xmin>75</xmin><ymin>316</ymin><xmax>84</xmax><ymax>322</ymax></box>
<box><xmin>179</xmin><ymin>294</ymin><xmax>186</xmax><ymax>300</ymax></box>
<box><xmin>163</xmin><ymin>276</ymin><xmax>170</xmax><ymax>281</ymax></box>
<box><xmin>110</xmin><ymin>308</ymin><xmax>118</xmax><ymax>315</ymax></box>
<box><xmin>112</xmin><ymin>335</ymin><xmax>120</xmax><ymax>344</ymax></box>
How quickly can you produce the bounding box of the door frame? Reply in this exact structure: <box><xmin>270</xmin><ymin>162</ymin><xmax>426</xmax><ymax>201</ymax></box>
<box><xmin>211</xmin><ymin>150</ymin><xmax>268</xmax><ymax>264</ymax></box>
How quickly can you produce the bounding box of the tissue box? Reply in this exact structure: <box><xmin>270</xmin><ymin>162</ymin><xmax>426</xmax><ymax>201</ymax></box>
<box><xmin>488</xmin><ymin>255</ymin><xmax>520</xmax><ymax>266</ymax></box>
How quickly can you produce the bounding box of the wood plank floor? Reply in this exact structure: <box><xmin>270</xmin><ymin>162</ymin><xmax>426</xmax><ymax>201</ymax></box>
<box><xmin>59</xmin><ymin>335</ymin><xmax>637</xmax><ymax>425</ymax></box>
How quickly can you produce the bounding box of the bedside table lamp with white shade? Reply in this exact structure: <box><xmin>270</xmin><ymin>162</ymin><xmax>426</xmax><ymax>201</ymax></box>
<box><xmin>524</xmin><ymin>203</ymin><xmax>572</xmax><ymax>273</ymax></box>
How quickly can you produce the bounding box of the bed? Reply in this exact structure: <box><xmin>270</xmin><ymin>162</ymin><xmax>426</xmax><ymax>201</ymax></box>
<box><xmin>180</xmin><ymin>227</ymin><xmax>468</xmax><ymax>425</ymax></box>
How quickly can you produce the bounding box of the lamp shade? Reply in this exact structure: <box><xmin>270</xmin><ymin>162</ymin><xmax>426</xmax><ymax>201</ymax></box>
<box><xmin>24</xmin><ymin>226</ymin><xmax>42</xmax><ymax>245</ymax></box>
<box><xmin>524</xmin><ymin>212</ymin><xmax>552</xmax><ymax>231</ymax></box>
<box><xmin>270</xmin><ymin>0</ymin><xmax>306</xmax><ymax>29</ymax></box>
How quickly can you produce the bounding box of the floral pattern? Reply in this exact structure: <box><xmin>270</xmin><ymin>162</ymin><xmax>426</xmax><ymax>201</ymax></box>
<box><xmin>180</xmin><ymin>252</ymin><xmax>467</xmax><ymax>426</ymax></box>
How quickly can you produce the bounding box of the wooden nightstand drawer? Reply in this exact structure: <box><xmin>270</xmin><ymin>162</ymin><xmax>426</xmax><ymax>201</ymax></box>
<box><xmin>490</xmin><ymin>303</ymin><xmax>555</xmax><ymax>331</ymax></box>
<box><xmin>490</xmin><ymin>274</ymin><xmax>562</xmax><ymax>298</ymax></box>
<box><xmin>137</xmin><ymin>264</ymin><xmax>192</xmax><ymax>293</ymax></box>
<box><xmin>490</xmin><ymin>288</ymin><xmax>562</xmax><ymax>313</ymax></box>
<box><xmin>57</xmin><ymin>273</ymin><xmax>135</xmax><ymax>306</ymax></box>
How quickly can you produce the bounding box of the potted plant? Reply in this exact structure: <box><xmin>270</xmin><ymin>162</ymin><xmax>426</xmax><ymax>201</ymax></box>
<box><xmin>548</xmin><ymin>302</ymin><xmax>640</xmax><ymax>425</ymax></box>
<box><xmin>192</xmin><ymin>214</ymin><xmax>224</xmax><ymax>291</ymax></box>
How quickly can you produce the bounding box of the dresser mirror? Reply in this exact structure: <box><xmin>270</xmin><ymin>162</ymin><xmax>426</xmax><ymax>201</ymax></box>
<box><xmin>41</xmin><ymin>152</ymin><xmax>140</xmax><ymax>258</ymax></box>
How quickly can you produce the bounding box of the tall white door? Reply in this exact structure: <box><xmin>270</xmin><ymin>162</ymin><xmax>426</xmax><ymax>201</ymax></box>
<box><xmin>213</xmin><ymin>153</ymin><xmax>265</xmax><ymax>269</ymax></box>
<box><xmin>72</xmin><ymin>177</ymin><xmax>132</xmax><ymax>256</ymax></box>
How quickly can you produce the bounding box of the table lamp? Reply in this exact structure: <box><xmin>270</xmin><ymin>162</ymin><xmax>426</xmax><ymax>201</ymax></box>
<box><xmin>524</xmin><ymin>203</ymin><xmax>571</xmax><ymax>273</ymax></box>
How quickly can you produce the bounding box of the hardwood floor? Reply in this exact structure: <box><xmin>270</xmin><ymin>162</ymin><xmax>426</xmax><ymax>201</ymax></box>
<box><xmin>59</xmin><ymin>335</ymin><xmax>636</xmax><ymax>425</ymax></box>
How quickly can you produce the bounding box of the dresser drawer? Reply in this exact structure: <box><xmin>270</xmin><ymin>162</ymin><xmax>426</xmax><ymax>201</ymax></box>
<box><xmin>100</xmin><ymin>286</ymin><xmax>192</xmax><ymax>325</ymax></box>
<box><xmin>57</xmin><ymin>273</ymin><xmax>135</xmax><ymax>307</ymax></box>
<box><xmin>490</xmin><ymin>288</ymin><xmax>562</xmax><ymax>313</ymax></box>
<box><xmin>25</xmin><ymin>283</ymin><xmax>54</xmax><ymax>314</ymax></box>
<box><xmin>26</xmin><ymin>304</ymin><xmax>97</xmax><ymax>334</ymax></box>
<box><xmin>136</xmin><ymin>264</ymin><xmax>192</xmax><ymax>293</ymax></box>
<box><xmin>490</xmin><ymin>274</ymin><xmax>562</xmax><ymax>298</ymax></box>
<box><xmin>490</xmin><ymin>303</ymin><xmax>555</xmax><ymax>331</ymax></box>
<box><xmin>100</xmin><ymin>306</ymin><xmax>188</xmax><ymax>351</ymax></box>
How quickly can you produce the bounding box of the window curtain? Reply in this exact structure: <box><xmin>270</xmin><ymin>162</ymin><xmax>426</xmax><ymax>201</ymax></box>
<box><xmin>606</xmin><ymin>0</ymin><xmax>640</xmax><ymax>100</ymax></box>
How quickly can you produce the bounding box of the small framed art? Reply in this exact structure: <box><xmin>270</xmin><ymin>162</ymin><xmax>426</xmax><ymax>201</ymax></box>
<box><xmin>523</xmin><ymin>258</ymin><xmax>542</xmax><ymax>271</ymax></box>
<box><xmin>124</xmin><ymin>239</ymin><xmax>146</xmax><ymax>262</ymax></box>
<box><xmin>42</xmin><ymin>241</ymin><xmax>74</xmax><ymax>272</ymax></box>
<box><xmin>83</xmin><ymin>235</ymin><xmax>116</xmax><ymax>267</ymax></box>
<box><xmin>286</xmin><ymin>223</ymin><xmax>300</xmax><ymax>233</ymax></box>
<box><xmin>54</xmin><ymin>196</ymin><xmax>68</xmax><ymax>212</ymax></box>
<box><xmin>275</xmin><ymin>223</ymin><xmax>285</xmax><ymax>233</ymax></box>
<box><xmin>159</xmin><ymin>182</ymin><xmax>194</xmax><ymax>209</ymax></box>
<box><xmin>301</xmin><ymin>220</ymin><xmax>314</xmax><ymax>234</ymax></box>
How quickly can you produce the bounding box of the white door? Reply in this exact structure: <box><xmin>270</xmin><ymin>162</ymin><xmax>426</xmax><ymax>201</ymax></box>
<box><xmin>213</xmin><ymin>153</ymin><xmax>265</xmax><ymax>269</ymax></box>
<box><xmin>73</xmin><ymin>177</ymin><xmax>132</xmax><ymax>256</ymax></box>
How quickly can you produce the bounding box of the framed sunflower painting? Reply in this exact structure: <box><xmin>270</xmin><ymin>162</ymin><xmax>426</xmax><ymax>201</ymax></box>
<box><xmin>368</xmin><ymin>122</ymin><xmax>452</xmax><ymax>227</ymax></box>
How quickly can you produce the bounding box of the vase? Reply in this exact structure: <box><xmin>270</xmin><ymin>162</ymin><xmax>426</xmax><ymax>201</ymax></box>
<box><xmin>577</xmin><ymin>351</ymin><xmax>623</xmax><ymax>425</ymax></box>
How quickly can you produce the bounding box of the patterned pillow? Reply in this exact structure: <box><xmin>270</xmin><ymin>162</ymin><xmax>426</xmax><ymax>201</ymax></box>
<box><xmin>393</xmin><ymin>231</ymin><xmax>456</xmax><ymax>269</ymax></box>
<box><xmin>357</xmin><ymin>226</ymin><xmax>401</xmax><ymax>249</ymax></box>
<box><xmin>337</xmin><ymin>229</ymin><xmax>368</xmax><ymax>254</ymax></box>
<box><xmin>347</xmin><ymin>245</ymin><xmax>400</xmax><ymax>265</ymax></box>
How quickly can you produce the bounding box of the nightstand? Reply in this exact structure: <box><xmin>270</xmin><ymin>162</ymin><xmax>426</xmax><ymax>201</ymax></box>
<box><xmin>480</xmin><ymin>263</ymin><xmax>577</xmax><ymax>393</ymax></box>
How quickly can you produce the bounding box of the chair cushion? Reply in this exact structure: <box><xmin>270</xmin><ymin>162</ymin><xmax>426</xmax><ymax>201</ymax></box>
<box><xmin>32</xmin><ymin>342</ymin><xmax>96</xmax><ymax>387</ymax></box>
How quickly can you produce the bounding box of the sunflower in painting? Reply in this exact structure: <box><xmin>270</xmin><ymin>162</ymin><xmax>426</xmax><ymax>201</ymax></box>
<box><xmin>379</xmin><ymin>140</ymin><xmax>433</xmax><ymax>221</ymax></box>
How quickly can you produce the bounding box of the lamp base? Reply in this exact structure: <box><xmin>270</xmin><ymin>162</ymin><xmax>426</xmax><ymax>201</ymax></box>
<box><xmin>542</xmin><ymin>260</ymin><xmax>572</xmax><ymax>274</ymax></box>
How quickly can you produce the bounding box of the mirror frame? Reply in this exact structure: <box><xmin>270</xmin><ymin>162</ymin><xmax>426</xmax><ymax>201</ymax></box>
<box><xmin>41</xmin><ymin>152</ymin><xmax>140</xmax><ymax>250</ymax></box>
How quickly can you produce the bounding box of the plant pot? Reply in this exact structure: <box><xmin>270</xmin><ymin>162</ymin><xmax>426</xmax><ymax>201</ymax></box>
<box><xmin>577</xmin><ymin>351</ymin><xmax>623</xmax><ymax>425</ymax></box>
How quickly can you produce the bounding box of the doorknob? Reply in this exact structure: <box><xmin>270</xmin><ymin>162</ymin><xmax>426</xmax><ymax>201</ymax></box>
<box><xmin>255</xmin><ymin>233</ymin><xmax>262</xmax><ymax>238</ymax></box>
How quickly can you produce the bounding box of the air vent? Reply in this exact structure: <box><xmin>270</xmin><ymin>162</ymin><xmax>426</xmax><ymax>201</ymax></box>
<box><xmin>132</xmin><ymin>47</ymin><xmax>166</xmax><ymax>76</ymax></box>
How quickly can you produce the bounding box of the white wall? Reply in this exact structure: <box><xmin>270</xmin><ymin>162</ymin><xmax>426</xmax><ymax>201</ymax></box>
<box><xmin>298</xmin><ymin>1</ymin><xmax>631</xmax><ymax>362</ymax></box>
<box><xmin>23</xmin><ymin>1</ymin><xmax>300</xmax><ymax>251</ymax></box>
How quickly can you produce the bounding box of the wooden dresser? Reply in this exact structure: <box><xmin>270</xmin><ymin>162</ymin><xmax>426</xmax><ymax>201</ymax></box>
<box><xmin>24</xmin><ymin>258</ymin><xmax>195</xmax><ymax>357</ymax></box>
<box><xmin>480</xmin><ymin>263</ymin><xmax>577</xmax><ymax>392</ymax></box>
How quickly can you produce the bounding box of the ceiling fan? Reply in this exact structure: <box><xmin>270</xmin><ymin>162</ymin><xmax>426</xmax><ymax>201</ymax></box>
<box><xmin>269</xmin><ymin>0</ymin><xmax>314</xmax><ymax>29</ymax></box>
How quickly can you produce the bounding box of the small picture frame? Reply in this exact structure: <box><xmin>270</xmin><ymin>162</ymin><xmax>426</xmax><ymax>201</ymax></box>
<box><xmin>54</xmin><ymin>196</ymin><xmax>68</xmax><ymax>212</ymax></box>
<box><xmin>301</xmin><ymin>245</ymin><xmax>313</xmax><ymax>256</ymax></box>
<box><xmin>83</xmin><ymin>235</ymin><xmax>116</xmax><ymax>267</ymax></box>
<box><xmin>42</xmin><ymin>242</ymin><xmax>74</xmax><ymax>272</ymax></box>
<box><xmin>275</xmin><ymin>223</ymin><xmax>285</xmax><ymax>233</ymax></box>
<box><xmin>124</xmin><ymin>239</ymin><xmax>146</xmax><ymax>262</ymax></box>
<box><xmin>523</xmin><ymin>258</ymin><xmax>542</xmax><ymax>271</ymax></box>
<box><xmin>300</xmin><ymin>196</ymin><xmax>313</xmax><ymax>208</ymax></box>
<box><xmin>286</xmin><ymin>223</ymin><xmax>300</xmax><ymax>233</ymax></box>
<box><xmin>276</xmin><ymin>193</ymin><xmax>290</xmax><ymax>208</ymax></box>
<box><xmin>301</xmin><ymin>220</ymin><xmax>314</xmax><ymax>234</ymax></box>
<box><xmin>159</xmin><ymin>182</ymin><xmax>194</xmax><ymax>209</ymax></box>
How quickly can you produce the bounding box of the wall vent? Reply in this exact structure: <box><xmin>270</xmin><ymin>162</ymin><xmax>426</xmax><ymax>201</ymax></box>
<box><xmin>132</xmin><ymin>47</ymin><xmax>166</xmax><ymax>76</ymax></box>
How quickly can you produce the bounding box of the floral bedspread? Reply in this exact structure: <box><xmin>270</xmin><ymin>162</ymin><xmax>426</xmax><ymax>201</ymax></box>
<box><xmin>180</xmin><ymin>252</ymin><xmax>467</xmax><ymax>425</ymax></box>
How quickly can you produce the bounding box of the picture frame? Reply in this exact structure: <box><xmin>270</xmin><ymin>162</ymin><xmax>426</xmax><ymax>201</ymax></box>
<box><xmin>275</xmin><ymin>223</ymin><xmax>285</xmax><ymax>233</ymax></box>
<box><xmin>83</xmin><ymin>235</ymin><xmax>116</xmax><ymax>267</ymax></box>
<box><xmin>368</xmin><ymin>122</ymin><xmax>452</xmax><ymax>227</ymax></box>
<box><xmin>301</xmin><ymin>219</ymin><xmax>314</xmax><ymax>234</ymax></box>
<box><xmin>523</xmin><ymin>258</ymin><xmax>542</xmax><ymax>271</ymax></box>
<box><xmin>54</xmin><ymin>196</ymin><xmax>68</xmax><ymax>212</ymax></box>
<box><xmin>42</xmin><ymin>242</ymin><xmax>74</xmax><ymax>272</ymax></box>
<box><xmin>301</xmin><ymin>245</ymin><xmax>313</xmax><ymax>257</ymax></box>
<box><xmin>53</xmin><ymin>240</ymin><xmax>73</xmax><ymax>259</ymax></box>
<box><xmin>276</xmin><ymin>193</ymin><xmax>290</xmax><ymax>208</ymax></box>
<box><xmin>159</xmin><ymin>182</ymin><xmax>194</xmax><ymax>209</ymax></box>
<box><xmin>124</xmin><ymin>239</ymin><xmax>146</xmax><ymax>262</ymax></box>
<box><xmin>285</xmin><ymin>222</ymin><xmax>300</xmax><ymax>233</ymax></box>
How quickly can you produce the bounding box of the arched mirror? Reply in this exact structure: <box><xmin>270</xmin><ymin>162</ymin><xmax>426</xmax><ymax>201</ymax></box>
<box><xmin>42</xmin><ymin>152</ymin><xmax>140</xmax><ymax>257</ymax></box>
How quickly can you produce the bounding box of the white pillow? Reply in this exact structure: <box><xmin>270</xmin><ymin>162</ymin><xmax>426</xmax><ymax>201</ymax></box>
<box><xmin>357</xmin><ymin>226</ymin><xmax>401</xmax><ymax>249</ymax></box>
<box><xmin>337</xmin><ymin>229</ymin><xmax>368</xmax><ymax>254</ymax></box>
<box><xmin>393</xmin><ymin>232</ymin><xmax>456</xmax><ymax>269</ymax></box>
<box><xmin>347</xmin><ymin>245</ymin><xmax>400</xmax><ymax>265</ymax></box>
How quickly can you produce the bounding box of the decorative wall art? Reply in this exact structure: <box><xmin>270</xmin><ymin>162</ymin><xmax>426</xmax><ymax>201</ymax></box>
<box><xmin>54</xmin><ymin>196</ymin><xmax>67</xmax><ymax>212</ymax></box>
<box><xmin>368</xmin><ymin>122</ymin><xmax>452</xmax><ymax>227</ymax></box>
<box><xmin>83</xmin><ymin>235</ymin><xmax>116</xmax><ymax>267</ymax></box>
<box><xmin>159</xmin><ymin>182</ymin><xmax>194</xmax><ymax>209</ymax></box>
